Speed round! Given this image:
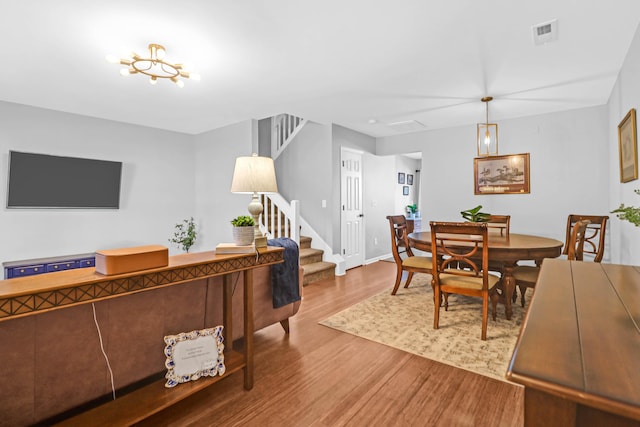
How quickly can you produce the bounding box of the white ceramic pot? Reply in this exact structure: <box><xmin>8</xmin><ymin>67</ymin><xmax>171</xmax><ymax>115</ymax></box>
<box><xmin>232</xmin><ymin>226</ymin><xmax>255</xmax><ymax>246</ymax></box>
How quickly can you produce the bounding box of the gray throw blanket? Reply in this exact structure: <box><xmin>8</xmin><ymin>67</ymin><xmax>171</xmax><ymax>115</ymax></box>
<box><xmin>267</xmin><ymin>238</ymin><xmax>301</xmax><ymax>308</ymax></box>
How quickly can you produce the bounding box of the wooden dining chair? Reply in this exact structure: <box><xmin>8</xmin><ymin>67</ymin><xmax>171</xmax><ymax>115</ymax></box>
<box><xmin>563</xmin><ymin>214</ymin><xmax>608</xmax><ymax>262</ymax></box>
<box><xmin>387</xmin><ymin>215</ymin><xmax>433</xmax><ymax>295</ymax></box>
<box><xmin>513</xmin><ymin>219</ymin><xmax>591</xmax><ymax>307</ymax></box>
<box><xmin>430</xmin><ymin>221</ymin><xmax>500</xmax><ymax>340</ymax></box>
<box><xmin>485</xmin><ymin>215</ymin><xmax>511</xmax><ymax>237</ymax></box>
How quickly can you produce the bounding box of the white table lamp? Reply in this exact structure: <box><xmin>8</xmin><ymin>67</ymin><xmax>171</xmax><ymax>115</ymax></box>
<box><xmin>230</xmin><ymin>153</ymin><xmax>278</xmax><ymax>247</ymax></box>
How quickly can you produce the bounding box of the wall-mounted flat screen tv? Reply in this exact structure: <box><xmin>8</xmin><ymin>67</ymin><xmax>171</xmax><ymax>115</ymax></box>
<box><xmin>7</xmin><ymin>151</ymin><xmax>122</xmax><ymax>209</ymax></box>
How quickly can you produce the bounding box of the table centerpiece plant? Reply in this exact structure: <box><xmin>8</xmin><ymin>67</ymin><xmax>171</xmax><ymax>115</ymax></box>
<box><xmin>460</xmin><ymin>205</ymin><xmax>490</xmax><ymax>222</ymax></box>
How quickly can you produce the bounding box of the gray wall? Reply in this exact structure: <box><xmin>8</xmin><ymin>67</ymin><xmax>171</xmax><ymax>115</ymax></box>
<box><xmin>377</xmin><ymin>105</ymin><xmax>611</xmax><ymax>259</ymax></box>
<box><xmin>0</xmin><ymin>101</ymin><xmax>195</xmax><ymax>262</ymax></box>
<box><xmin>275</xmin><ymin>121</ymin><xmax>334</xmax><ymax>246</ymax></box>
<box><xmin>194</xmin><ymin>120</ymin><xmax>254</xmax><ymax>250</ymax></box>
<box><xmin>608</xmin><ymin>23</ymin><xmax>640</xmax><ymax>265</ymax></box>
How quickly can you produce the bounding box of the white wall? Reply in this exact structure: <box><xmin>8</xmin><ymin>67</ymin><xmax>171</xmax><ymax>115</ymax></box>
<box><xmin>377</xmin><ymin>105</ymin><xmax>610</xmax><ymax>258</ymax></box>
<box><xmin>0</xmin><ymin>101</ymin><xmax>195</xmax><ymax>262</ymax></box>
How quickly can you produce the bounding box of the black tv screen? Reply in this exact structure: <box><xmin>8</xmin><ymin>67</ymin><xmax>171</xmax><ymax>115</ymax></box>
<box><xmin>7</xmin><ymin>151</ymin><xmax>122</xmax><ymax>209</ymax></box>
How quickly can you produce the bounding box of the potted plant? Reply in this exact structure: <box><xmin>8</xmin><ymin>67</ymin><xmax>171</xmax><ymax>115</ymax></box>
<box><xmin>460</xmin><ymin>205</ymin><xmax>490</xmax><ymax>222</ymax></box>
<box><xmin>611</xmin><ymin>189</ymin><xmax>640</xmax><ymax>226</ymax></box>
<box><xmin>406</xmin><ymin>204</ymin><xmax>418</xmax><ymax>218</ymax></box>
<box><xmin>231</xmin><ymin>215</ymin><xmax>256</xmax><ymax>245</ymax></box>
<box><xmin>169</xmin><ymin>217</ymin><xmax>197</xmax><ymax>252</ymax></box>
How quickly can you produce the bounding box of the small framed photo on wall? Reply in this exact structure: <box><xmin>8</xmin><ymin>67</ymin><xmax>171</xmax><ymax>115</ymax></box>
<box><xmin>407</xmin><ymin>174</ymin><xmax>413</xmax><ymax>185</ymax></box>
<box><xmin>398</xmin><ymin>172</ymin><xmax>405</xmax><ymax>184</ymax></box>
<box><xmin>403</xmin><ymin>186</ymin><xmax>409</xmax><ymax>196</ymax></box>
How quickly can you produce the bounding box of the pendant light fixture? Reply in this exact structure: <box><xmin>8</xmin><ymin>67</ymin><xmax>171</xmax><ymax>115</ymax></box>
<box><xmin>477</xmin><ymin>96</ymin><xmax>498</xmax><ymax>156</ymax></box>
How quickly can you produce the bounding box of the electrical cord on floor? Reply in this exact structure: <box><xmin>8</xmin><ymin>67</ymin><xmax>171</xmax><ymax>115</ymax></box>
<box><xmin>92</xmin><ymin>302</ymin><xmax>116</xmax><ymax>400</ymax></box>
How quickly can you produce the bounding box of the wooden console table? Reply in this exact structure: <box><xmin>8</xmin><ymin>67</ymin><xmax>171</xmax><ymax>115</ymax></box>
<box><xmin>0</xmin><ymin>247</ymin><xmax>283</xmax><ymax>426</ymax></box>
<box><xmin>507</xmin><ymin>259</ymin><xmax>640</xmax><ymax>426</ymax></box>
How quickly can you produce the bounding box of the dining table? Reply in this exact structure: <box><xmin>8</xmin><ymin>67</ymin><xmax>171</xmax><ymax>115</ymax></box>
<box><xmin>408</xmin><ymin>231</ymin><xmax>564</xmax><ymax>320</ymax></box>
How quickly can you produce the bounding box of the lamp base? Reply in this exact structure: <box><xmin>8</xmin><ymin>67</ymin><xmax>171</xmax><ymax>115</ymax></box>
<box><xmin>254</xmin><ymin>235</ymin><xmax>268</xmax><ymax>248</ymax></box>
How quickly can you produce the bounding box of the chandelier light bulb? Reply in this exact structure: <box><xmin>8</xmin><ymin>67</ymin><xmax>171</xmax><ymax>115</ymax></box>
<box><xmin>485</xmin><ymin>130</ymin><xmax>491</xmax><ymax>146</ymax></box>
<box><xmin>119</xmin><ymin>68</ymin><xmax>131</xmax><ymax>76</ymax></box>
<box><xmin>150</xmin><ymin>76</ymin><xmax>157</xmax><ymax>85</ymax></box>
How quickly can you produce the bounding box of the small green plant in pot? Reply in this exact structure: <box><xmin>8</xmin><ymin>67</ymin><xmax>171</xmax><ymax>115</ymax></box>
<box><xmin>406</xmin><ymin>204</ymin><xmax>418</xmax><ymax>218</ymax></box>
<box><xmin>169</xmin><ymin>217</ymin><xmax>197</xmax><ymax>253</ymax></box>
<box><xmin>231</xmin><ymin>215</ymin><xmax>256</xmax><ymax>245</ymax></box>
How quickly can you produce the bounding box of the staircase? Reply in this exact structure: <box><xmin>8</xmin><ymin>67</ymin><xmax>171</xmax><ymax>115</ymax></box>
<box><xmin>299</xmin><ymin>236</ymin><xmax>336</xmax><ymax>285</ymax></box>
<box><xmin>260</xmin><ymin>193</ymin><xmax>335</xmax><ymax>285</ymax></box>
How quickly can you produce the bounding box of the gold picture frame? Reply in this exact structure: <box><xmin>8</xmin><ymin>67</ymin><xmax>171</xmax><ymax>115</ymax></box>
<box><xmin>474</xmin><ymin>153</ymin><xmax>530</xmax><ymax>195</ymax></box>
<box><xmin>618</xmin><ymin>108</ymin><xmax>638</xmax><ymax>183</ymax></box>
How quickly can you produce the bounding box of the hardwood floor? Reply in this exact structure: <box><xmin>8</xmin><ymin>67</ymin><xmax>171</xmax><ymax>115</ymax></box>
<box><xmin>139</xmin><ymin>261</ymin><xmax>523</xmax><ymax>427</ymax></box>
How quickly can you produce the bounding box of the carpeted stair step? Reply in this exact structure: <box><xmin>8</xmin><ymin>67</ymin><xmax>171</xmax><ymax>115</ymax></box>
<box><xmin>299</xmin><ymin>247</ymin><xmax>324</xmax><ymax>265</ymax></box>
<box><xmin>302</xmin><ymin>261</ymin><xmax>336</xmax><ymax>285</ymax></box>
<box><xmin>299</xmin><ymin>236</ymin><xmax>312</xmax><ymax>250</ymax></box>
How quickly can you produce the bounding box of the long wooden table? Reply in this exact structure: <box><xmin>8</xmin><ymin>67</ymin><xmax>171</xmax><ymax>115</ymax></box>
<box><xmin>408</xmin><ymin>231</ymin><xmax>563</xmax><ymax>319</ymax></box>
<box><xmin>0</xmin><ymin>247</ymin><xmax>284</xmax><ymax>426</ymax></box>
<box><xmin>507</xmin><ymin>259</ymin><xmax>640</xmax><ymax>426</ymax></box>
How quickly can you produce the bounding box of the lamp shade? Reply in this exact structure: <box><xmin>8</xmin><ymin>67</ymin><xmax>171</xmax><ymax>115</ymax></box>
<box><xmin>230</xmin><ymin>154</ymin><xmax>278</xmax><ymax>194</ymax></box>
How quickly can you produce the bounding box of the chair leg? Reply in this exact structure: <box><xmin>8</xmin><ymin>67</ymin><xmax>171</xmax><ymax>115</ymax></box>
<box><xmin>391</xmin><ymin>265</ymin><xmax>403</xmax><ymax>295</ymax></box>
<box><xmin>433</xmin><ymin>286</ymin><xmax>440</xmax><ymax>330</ymax></box>
<box><xmin>481</xmin><ymin>295</ymin><xmax>488</xmax><ymax>341</ymax></box>
<box><xmin>404</xmin><ymin>272</ymin><xmax>414</xmax><ymax>289</ymax></box>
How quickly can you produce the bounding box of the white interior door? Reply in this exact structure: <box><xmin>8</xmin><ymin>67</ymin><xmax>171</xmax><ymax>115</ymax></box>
<box><xmin>341</xmin><ymin>148</ymin><xmax>364</xmax><ymax>270</ymax></box>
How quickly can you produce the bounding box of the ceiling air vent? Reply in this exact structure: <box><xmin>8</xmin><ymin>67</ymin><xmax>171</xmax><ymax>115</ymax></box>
<box><xmin>387</xmin><ymin>120</ymin><xmax>426</xmax><ymax>133</ymax></box>
<box><xmin>532</xmin><ymin>19</ymin><xmax>558</xmax><ymax>46</ymax></box>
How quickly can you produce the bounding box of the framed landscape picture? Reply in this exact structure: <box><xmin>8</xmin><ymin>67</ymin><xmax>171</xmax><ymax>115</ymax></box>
<box><xmin>618</xmin><ymin>108</ymin><xmax>638</xmax><ymax>183</ymax></box>
<box><xmin>474</xmin><ymin>153</ymin><xmax>530</xmax><ymax>195</ymax></box>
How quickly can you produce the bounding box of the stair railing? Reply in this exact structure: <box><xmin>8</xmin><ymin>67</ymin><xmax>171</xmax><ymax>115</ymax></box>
<box><xmin>271</xmin><ymin>114</ymin><xmax>307</xmax><ymax>160</ymax></box>
<box><xmin>259</xmin><ymin>193</ymin><xmax>300</xmax><ymax>245</ymax></box>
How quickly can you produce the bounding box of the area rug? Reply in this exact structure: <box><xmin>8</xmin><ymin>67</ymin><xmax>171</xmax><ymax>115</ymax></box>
<box><xmin>319</xmin><ymin>274</ymin><xmax>528</xmax><ymax>382</ymax></box>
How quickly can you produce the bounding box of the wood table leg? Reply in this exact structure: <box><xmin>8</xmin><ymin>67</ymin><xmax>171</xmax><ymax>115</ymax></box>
<box><xmin>502</xmin><ymin>263</ymin><xmax>516</xmax><ymax>320</ymax></box>
<box><xmin>243</xmin><ymin>269</ymin><xmax>254</xmax><ymax>390</ymax></box>
<box><xmin>222</xmin><ymin>274</ymin><xmax>233</xmax><ymax>345</ymax></box>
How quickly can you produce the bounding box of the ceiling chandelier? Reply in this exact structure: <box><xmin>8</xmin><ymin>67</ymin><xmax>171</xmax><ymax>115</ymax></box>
<box><xmin>107</xmin><ymin>44</ymin><xmax>200</xmax><ymax>88</ymax></box>
<box><xmin>477</xmin><ymin>96</ymin><xmax>498</xmax><ymax>156</ymax></box>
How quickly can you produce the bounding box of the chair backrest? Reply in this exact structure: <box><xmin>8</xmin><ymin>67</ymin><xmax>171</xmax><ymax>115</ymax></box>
<box><xmin>387</xmin><ymin>215</ymin><xmax>414</xmax><ymax>263</ymax></box>
<box><xmin>485</xmin><ymin>215</ymin><xmax>511</xmax><ymax>236</ymax></box>
<box><xmin>430</xmin><ymin>221</ymin><xmax>490</xmax><ymax>289</ymax></box>
<box><xmin>566</xmin><ymin>219</ymin><xmax>591</xmax><ymax>261</ymax></box>
<box><xmin>563</xmin><ymin>215</ymin><xmax>608</xmax><ymax>262</ymax></box>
